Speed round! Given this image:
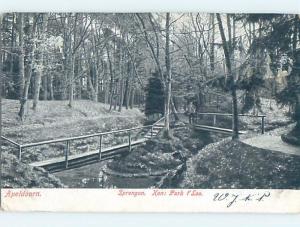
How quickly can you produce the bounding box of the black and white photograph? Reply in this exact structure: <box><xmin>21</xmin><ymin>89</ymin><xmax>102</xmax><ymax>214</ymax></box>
<box><xmin>0</xmin><ymin>12</ymin><xmax>299</xmax><ymax>193</ymax></box>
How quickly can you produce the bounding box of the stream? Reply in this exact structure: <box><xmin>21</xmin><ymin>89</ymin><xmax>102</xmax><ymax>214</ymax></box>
<box><xmin>54</xmin><ymin>159</ymin><xmax>160</xmax><ymax>188</ymax></box>
<box><xmin>54</xmin><ymin>131</ymin><xmax>226</xmax><ymax>188</ymax></box>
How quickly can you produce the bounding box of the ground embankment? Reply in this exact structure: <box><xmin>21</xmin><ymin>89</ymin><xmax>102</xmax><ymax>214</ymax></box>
<box><xmin>1</xmin><ymin>99</ymin><xmax>144</xmax><ymax>188</ymax></box>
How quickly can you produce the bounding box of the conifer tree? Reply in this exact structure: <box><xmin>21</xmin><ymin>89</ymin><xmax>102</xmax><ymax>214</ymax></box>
<box><xmin>145</xmin><ymin>71</ymin><xmax>165</xmax><ymax>117</ymax></box>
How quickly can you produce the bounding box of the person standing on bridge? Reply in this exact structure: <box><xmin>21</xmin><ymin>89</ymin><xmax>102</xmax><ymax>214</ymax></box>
<box><xmin>187</xmin><ymin>101</ymin><xmax>195</xmax><ymax>124</ymax></box>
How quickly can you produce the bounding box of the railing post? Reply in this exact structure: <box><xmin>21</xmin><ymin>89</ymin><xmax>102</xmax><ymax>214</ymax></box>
<box><xmin>65</xmin><ymin>140</ymin><xmax>70</xmax><ymax>169</ymax></box>
<box><xmin>99</xmin><ymin>135</ymin><xmax>103</xmax><ymax>161</ymax></box>
<box><xmin>213</xmin><ymin>114</ymin><xmax>217</xmax><ymax>126</ymax></box>
<box><xmin>18</xmin><ymin>146</ymin><xmax>22</xmax><ymax>161</ymax></box>
<box><xmin>261</xmin><ymin>116</ymin><xmax>265</xmax><ymax>134</ymax></box>
<box><xmin>128</xmin><ymin>132</ymin><xmax>132</xmax><ymax>152</ymax></box>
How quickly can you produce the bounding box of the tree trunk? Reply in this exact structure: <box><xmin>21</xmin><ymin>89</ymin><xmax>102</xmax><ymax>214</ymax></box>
<box><xmin>92</xmin><ymin>29</ymin><xmax>99</xmax><ymax>102</ymax></box>
<box><xmin>9</xmin><ymin>13</ymin><xmax>15</xmax><ymax>75</ymax></box>
<box><xmin>126</xmin><ymin>86</ymin><xmax>131</xmax><ymax>109</ymax></box>
<box><xmin>32</xmin><ymin>71</ymin><xmax>42</xmax><ymax>110</ymax></box>
<box><xmin>170</xmin><ymin>96</ymin><xmax>179</xmax><ymax>121</ymax></box>
<box><xmin>118</xmin><ymin>41</ymin><xmax>124</xmax><ymax>112</ymax></box>
<box><xmin>104</xmin><ymin>81</ymin><xmax>109</xmax><ymax>104</ymax></box>
<box><xmin>33</xmin><ymin>14</ymin><xmax>48</xmax><ymax>110</ymax></box>
<box><xmin>94</xmin><ymin>65</ymin><xmax>99</xmax><ymax>102</ymax></box>
<box><xmin>129</xmin><ymin>88</ymin><xmax>135</xmax><ymax>109</ymax></box>
<box><xmin>43</xmin><ymin>74</ymin><xmax>48</xmax><ymax>100</ymax></box>
<box><xmin>49</xmin><ymin>74</ymin><xmax>54</xmax><ymax>100</ymax></box>
<box><xmin>217</xmin><ymin>13</ymin><xmax>239</xmax><ymax>140</ymax></box>
<box><xmin>68</xmin><ymin>54</ymin><xmax>75</xmax><ymax>108</ymax></box>
<box><xmin>164</xmin><ymin>13</ymin><xmax>172</xmax><ymax>135</ymax></box>
<box><xmin>123</xmin><ymin>78</ymin><xmax>130</xmax><ymax>109</ymax></box>
<box><xmin>18</xmin><ymin>15</ymin><xmax>37</xmax><ymax>119</ymax></box>
<box><xmin>113</xmin><ymin>81</ymin><xmax>118</xmax><ymax>111</ymax></box>
<box><xmin>17</xmin><ymin>13</ymin><xmax>25</xmax><ymax>100</ymax></box>
<box><xmin>105</xmin><ymin>46</ymin><xmax>115</xmax><ymax>111</ymax></box>
<box><xmin>87</xmin><ymin>64</ymin><xmax>96</xmax><ymax>101</ymax></box>
<box><xmin>209</xmin><ymin>13</ymin><xmax>215</xmax><ymax>74</ymax></box>
<box><xmin>118</xmin><ymin>79</ymin><xmax>124</xmax><ymax>112</ymax></box>
<box><xmin>60</xmin><ymin>63</ymin><xmax>67</xmax><ymax>100</ymax></box>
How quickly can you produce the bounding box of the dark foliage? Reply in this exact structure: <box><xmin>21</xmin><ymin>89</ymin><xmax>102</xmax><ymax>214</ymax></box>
<box><xmin>144</xmin><ymin>71</ymin><xmax>165</xmax><ymax>116</ymax></box>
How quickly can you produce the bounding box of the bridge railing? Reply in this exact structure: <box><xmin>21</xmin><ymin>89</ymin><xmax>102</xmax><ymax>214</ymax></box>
<box><xmin>1</xmin><ymin>119</ymin><xmax>166</xmax><ymax>164</ymax></box>
<box><xmin>1</xmin><ymin>136</ymin><xmax>23</xmax><ymax>160</ymax></box>
<box><xmin>192</xmin><ymin>112</ymin><xmax>266</xmax><ymax>134</ymax></box>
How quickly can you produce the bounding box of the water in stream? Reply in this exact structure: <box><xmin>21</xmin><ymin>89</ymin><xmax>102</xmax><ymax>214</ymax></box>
<box><xmin>54</xmin><ymin>159</ymin><xmax>159</xmax><ymax>188</ymax></box>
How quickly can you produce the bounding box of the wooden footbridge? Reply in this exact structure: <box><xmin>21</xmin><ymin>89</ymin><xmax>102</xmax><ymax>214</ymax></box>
<box><xmin>1</xmin><ymin>112</ymin><xmax>266</xmax><ymax>173</ymax></box>
<box><xmin>1</xmin><ymin>117</ymin><xmax>166</xmax><ymax>173</ymax></box>
<box><xmin>190</xmin><ymin>112</ymin><xmax>266</xmax><ymax>135</ymax></box>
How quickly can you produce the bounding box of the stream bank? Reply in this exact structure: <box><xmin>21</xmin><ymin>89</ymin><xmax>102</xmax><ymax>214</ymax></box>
<box><xmin>54</xmin><ymin>126</ymin><xmax>227</xmax><ymax>188</ymax></box>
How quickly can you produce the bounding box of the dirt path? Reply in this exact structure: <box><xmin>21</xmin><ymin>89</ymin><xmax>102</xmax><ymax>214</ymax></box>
<box><xmin>242</xmin><ymin>135</ymin><xmax>300</xmax><ymax>156</ymax></box>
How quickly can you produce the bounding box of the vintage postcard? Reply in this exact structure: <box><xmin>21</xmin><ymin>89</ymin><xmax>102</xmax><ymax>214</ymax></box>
<box><xmin>0</xmin><ymin>12</ymin><xmax>300</xmax><ymax>213</ymax></box>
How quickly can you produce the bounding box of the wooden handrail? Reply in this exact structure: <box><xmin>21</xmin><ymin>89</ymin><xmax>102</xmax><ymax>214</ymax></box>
<box><xmin>189</xmin><ymin>112</ymin><xmax>266</xmax><ymax>134</ymax></box>
<box><xmin>2</xmin><ymin>117</ymin><xmax>167</xmax><ymax>162</ymax></box>
<box><xmin>1</xmin><ymin>136</ymin><xmax>21</xmax><ymax>147</ymax></box>
<box><xmin>192</xmin><ymin>112</ymin><xmax>266</xmax><ymax>118</ymax></box>
<box><xmin>153</xmin><ymin>115</ymin><xmax>166</xmax><ymax>126</ymax></box>
<box><xmin>21</xmin><ymin>125</ymin><xmax>152</xmax><ymax>148</ymax></box>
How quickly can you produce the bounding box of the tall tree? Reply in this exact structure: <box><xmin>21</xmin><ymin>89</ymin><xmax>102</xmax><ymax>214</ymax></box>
<box><xmin>164</xmin><ymin>12</ymin><xmax>172</xmax><ymax>134</ymax></box>
<box><xmin>17</xmin><ymin>13</ymin><xmax>25</xmax><ymax>100</ymax></box>
<box><xmin>18</xmin><ymin>14</ymin><xmax>38</xmax><ymax>119</ymax></box>
<box><xmin>216</xmin><ymin>13</ymin><xmax>239</xmax><ymax>140</ymax></box>
<box><xmin>62</xmin><ymin>13</ymin><xmax>92</xmax><ymax>108</ymax></box>
<box><xmin>145</xmin><ymin>72</ymin><xmax>165</xmax><ymax>117</ymax></box>
<box><xmin>32</xmin><ymin>13</ymin><xmax>48</xmax><ymax>110</ymax></box>
<box><xmin>209</xmin><ymin>13</ymin><xmax>215</xmax><ymax>74</ymax></box>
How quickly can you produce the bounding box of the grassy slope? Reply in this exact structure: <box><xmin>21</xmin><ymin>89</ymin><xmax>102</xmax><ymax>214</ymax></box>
<box><xmin>181</xmin><ymin>126</ymin><xmax>300</xmax><ymax>189</ymax></box>
<box><xmin>2</xmin><ymin>99</ymin><xmax>144</xmax><ymax>143</ymax></box>
<box><xmin>107</xmin><ymin>127</ymin><xmax>215</xmax><ymax>175</ymax></box>
<box><xmin>2</xmin><ymin>153</ymin><xmax>64</xmax><ymax>188</ymax></box>
<box><xmin>182</xmin><ymin>98</ymin><xmax>298</xmax><ymax>189</ymax></box>
<box><xmin>1</xmin><ymin>99</ymin><xmax>144</xmax><ymax>188</ymax></box>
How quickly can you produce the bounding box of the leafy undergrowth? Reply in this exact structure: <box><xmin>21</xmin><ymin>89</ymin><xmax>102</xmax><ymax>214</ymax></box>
<box><xmin>107</xmin><ymin>127</ymin><xmax>214</xmax><ymax>175</ymax></box>
<box><xmin>181</xmin><ymin>137</ymin><xmax>300</xmax><ymax>189</ymax></box>
<box><xmin>1</xmin><ymin>152</ymin><xmax>63</xmax><ymax>188</ymax></box>
<box><xmin>242</xmin><ymin>98</ymin><xmax>293</xmax><ymax>131</ymax></box>
<box><xmin>2</xmin><ymin>99</ymin><xmax>144</xmax><ymax>162</ymax></box>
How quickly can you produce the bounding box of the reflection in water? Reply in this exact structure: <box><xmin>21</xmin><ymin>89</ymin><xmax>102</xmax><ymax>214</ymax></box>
<box><xmin>54</xmin><ymin>161</ymin><xmax>108</xmax><ymax>188</ymax></box>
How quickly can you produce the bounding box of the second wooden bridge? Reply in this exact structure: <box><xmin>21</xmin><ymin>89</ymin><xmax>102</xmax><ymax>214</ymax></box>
<box><xmin>191</xmin><ymin>112</ymin><xmax>266</xmax><ymax>135</ymax></box>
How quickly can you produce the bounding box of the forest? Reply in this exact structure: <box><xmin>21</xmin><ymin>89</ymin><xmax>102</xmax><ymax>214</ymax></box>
<box><xmin>0</xmin><ymin>13</ymin><xmax>299</xmax><ymax>189</ymax></box>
